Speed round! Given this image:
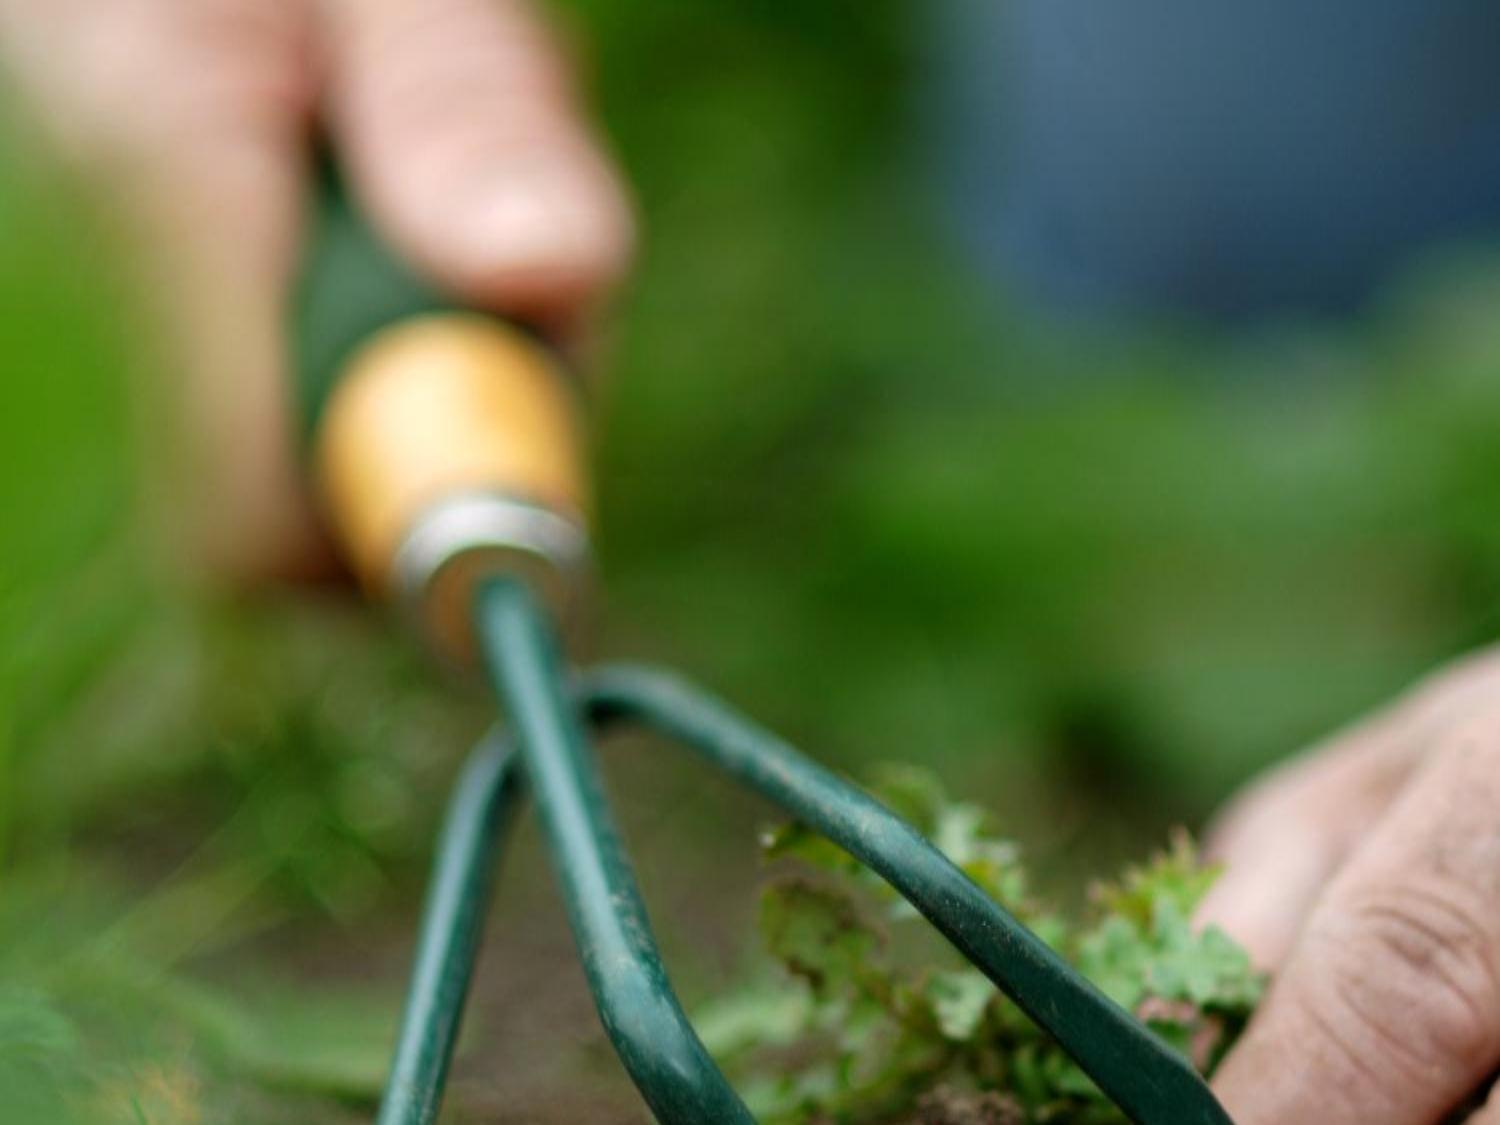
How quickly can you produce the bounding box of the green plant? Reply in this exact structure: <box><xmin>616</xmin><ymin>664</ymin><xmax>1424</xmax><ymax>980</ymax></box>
<box><xmin>698</xmin><ymin>766</ymin><xmax>1263</xmax><ymax>1124</ymax></box>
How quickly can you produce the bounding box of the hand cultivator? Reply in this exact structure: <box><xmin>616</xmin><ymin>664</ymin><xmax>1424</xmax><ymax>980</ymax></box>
<box><xmin>295</xmin><ymin>177</ymin><xmax>1235</xmax><ymax>1125</ymax></box>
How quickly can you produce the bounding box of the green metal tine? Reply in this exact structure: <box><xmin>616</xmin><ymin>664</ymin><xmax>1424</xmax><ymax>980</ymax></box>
<box><xmin>580</xmin><ymin>664</ymin><xmax>1236</xmax><ymax>1125</ymax></box>
<box><xmin>474</xmin><ymin>579</ymin><xmax>757</xmax><ymax>1125</ymax></box>
<box><xmin>377</xmin><ymin>730</ymin><xmax>524</xmax><ymax>1125</ymax></box>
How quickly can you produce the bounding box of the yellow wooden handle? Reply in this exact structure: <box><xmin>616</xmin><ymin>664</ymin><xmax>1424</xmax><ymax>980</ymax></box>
<box><xmin>314</xmin><ymin>312</ymin><xmax>588</xmax><ymax>660</ymax></box>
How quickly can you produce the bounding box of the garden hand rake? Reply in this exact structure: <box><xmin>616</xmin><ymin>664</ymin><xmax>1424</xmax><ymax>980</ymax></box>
<box><xmin>295</xmin><ymin>174</ymin><xmax>1236</xmax><ymax>1125</ymax></box>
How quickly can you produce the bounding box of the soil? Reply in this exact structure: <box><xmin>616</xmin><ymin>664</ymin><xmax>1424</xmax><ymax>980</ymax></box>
<box><xmin>898</xmin><ymin>1088</ymin><xmax>1026</xmax><ymax>1125</ymax></box>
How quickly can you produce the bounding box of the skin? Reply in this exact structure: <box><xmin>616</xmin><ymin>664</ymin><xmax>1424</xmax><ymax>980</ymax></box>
<box><xmin>0</xmin><ymin>0</ymin><xmax>632</xmax><ymax>583</ymax></box>
<box><xmin>1200</xmin><ymin>648</ymin><xmax>1500</xmax><ymax>1123</ymax></box>
<box><xmin>5</xmin><ymin>4</ymin><xmax>1499</xmax><ymax>1122</ymax></box>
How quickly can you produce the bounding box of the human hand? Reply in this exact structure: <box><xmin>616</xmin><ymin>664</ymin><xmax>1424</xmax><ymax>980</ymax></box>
<box><xmin>0</xmin><ymin>0</ymin><xmax>632</xmax><ymax>582</ymax></box>
<box><xmin>1197</xmin><ymin>648</ymin><xmax>1500</xmax><ymax>1123</ymax></box>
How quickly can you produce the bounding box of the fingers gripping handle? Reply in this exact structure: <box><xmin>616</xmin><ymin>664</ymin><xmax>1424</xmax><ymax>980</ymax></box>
<box><xmin>296</xmin><ymin>168</ymin><xmax>589</xmax><ymax>660</ymax></box>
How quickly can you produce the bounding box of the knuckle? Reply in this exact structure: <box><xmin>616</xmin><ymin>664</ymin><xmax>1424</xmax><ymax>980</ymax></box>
<box><xmin>1321</xmin><ymin>886</ymin><xmax>1500</xmax><ymax>1074</ymax></box>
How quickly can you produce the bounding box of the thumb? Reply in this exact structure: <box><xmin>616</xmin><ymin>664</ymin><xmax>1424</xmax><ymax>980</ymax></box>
<box><xmin>1196</xmin><ymin>650</ymin><xmax>1500</xmax><ymax>970</ymax></box>
<box><xmin>314</xmin><ymin>0</ymin><xmax>633</xmax><ymax>326</ymax></box>
<box><xmin>1212</xmin><ymin>719</ymin><xmax>1500</xmax><ymax>1125</ymax></box>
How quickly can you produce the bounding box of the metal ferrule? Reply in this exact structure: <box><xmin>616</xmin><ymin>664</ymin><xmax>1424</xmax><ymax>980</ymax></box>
<box><xmin>390</xmin><ymin>491</ymin><xmax>590</xmax><ymax>658</ymax></box>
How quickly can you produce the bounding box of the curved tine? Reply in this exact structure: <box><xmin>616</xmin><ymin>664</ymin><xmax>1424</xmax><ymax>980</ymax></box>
<box><xmin>475</xmin><ymin>581</ymin><xmax>756</xmax><ymax>1125</ymax></box>
<box><xmin>379</xmin><ymin>729</ymin><xmax>525</xmax><ymax>1125</ymax></box>
<box><xmin>580</xmin><ymin>665</ymin><xmax>1235</xmax><ymax>1125</ymax></box>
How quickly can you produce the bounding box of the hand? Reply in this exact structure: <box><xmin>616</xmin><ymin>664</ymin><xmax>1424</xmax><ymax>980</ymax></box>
<box><xmin>0</xmin><ymin>0</ymin><xmax>632</xmax><ymax>582</ymax></box>
<box><xmin>1196</xmin><ymin>648</ymin><xmax>1500</xmax><ymax>1124</ymax></box>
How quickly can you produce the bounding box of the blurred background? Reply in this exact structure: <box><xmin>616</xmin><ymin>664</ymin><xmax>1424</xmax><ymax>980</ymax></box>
<box><xmin>5</xmin><ymin>1</ymin><xmax>1500</xmax><ymax>1121</ymax></box>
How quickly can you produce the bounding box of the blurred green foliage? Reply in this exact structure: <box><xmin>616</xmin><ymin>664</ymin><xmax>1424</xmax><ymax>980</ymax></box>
<box><xmin>1</xmin><ymin>0</ymin><xmax>1500</xmax><ymax>1119</ymax></box>
<box><xmin>574</xmin><ymin>0</ymin><xmax>1500</xmax><ymax>831</ymax></box>
<box><xmin>0</xmin><ymin>115</ymin><xmax>478</xmax><ymax>1122</ymax></box>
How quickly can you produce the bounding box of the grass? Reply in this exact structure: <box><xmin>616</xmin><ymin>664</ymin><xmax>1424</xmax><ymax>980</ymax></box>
<box><xmin>4</xmin><ymin>1</ymin><xmax>1500</xmax><ymax>1119</ymax></box>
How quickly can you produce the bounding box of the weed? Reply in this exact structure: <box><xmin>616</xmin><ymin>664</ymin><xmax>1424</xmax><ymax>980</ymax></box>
<box><xmin>700</xmin><ymin>767</ymin><xmax>1262</xmax><ymax>1123</ymax></box>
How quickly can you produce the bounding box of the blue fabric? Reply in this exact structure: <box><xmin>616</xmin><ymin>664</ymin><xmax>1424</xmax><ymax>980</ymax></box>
<box><xmin>931</xmin><ymin>2</ymin><xmax>1500</xmax><ymax>317</ymax></box>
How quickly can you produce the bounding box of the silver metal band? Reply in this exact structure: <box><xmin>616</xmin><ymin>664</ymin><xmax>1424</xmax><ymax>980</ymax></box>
<box><xmin>390</xmin><ymin>491</ymin><xmax>589</xmax><ymax>610</ymax></box>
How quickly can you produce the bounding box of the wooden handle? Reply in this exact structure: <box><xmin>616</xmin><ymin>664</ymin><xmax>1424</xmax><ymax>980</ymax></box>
<box><xmin>297</xmin><ymin>165</ymin><xmax>589</xmax><ymax>661</ymax></box>
<box><xmin>315</xmin><ymin>313</ymin><xmax>588</xmax><ymax>659</ymax></box>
